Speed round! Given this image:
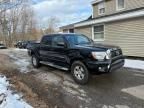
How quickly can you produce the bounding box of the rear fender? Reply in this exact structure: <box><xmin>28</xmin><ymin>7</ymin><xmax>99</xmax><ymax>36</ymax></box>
<box><xmin>30</xmin><ymin>49</ymin><xmax>40</xmax><ymax>60</ymax></box>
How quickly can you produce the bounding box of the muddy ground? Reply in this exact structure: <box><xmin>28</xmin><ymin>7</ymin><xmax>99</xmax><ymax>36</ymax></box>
<box><xmin>0</xmin><ymin>48</ymin><xmax>144</xmax><ymax>108</ymax></box>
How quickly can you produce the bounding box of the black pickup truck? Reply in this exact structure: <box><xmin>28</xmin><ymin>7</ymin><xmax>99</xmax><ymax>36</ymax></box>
<box><xmin>28</xmin><ymin>34</ymin><xmax>125</xmax><ymax>84</ymax></box>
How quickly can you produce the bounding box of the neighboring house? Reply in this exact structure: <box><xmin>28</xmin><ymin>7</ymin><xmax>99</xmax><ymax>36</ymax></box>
<box><xmin>60</xmin><ymin>0</ymin><xmax>144</xmax><ymax>57</ymax></box>
<box><xmin>60</xmin><ymin>16</ymin><xmax>92</xmax><ymax>33</ymax></box>
<box><xmin>60</xmin><ymin>24</ymin><xmax>75</xmax><ymax>33</ymax></box>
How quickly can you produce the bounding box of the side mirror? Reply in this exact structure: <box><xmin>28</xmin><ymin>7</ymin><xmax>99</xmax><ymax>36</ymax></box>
<box><xmin>57</xmin><ymin>42</ymin><xmax>67</xmax><ymax>48</ymax></box>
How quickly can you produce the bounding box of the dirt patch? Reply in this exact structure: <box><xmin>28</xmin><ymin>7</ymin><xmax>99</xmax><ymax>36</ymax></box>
<box><xmin>0</xmin><ymin>53</ymin><xmax>78</xmax><ymax>108</ymax></box>
<box><xmin>1</xmin><ymin>71</ymin><xmax>49</xmax><ymax>108</ymax></box>
<box><xmin>0</xmin><ymin>53</ymin><xmax>89</xmax><ymax>108</ymax></box>
<box><xmin>0</xmin><ymin>54</ymin><xmax>49</xmax><ymax>108</ymax></box>
<box><xmin>0</xmin><ymin>54</ymin><xmax>16</xmax><ymax>71</ymax></box>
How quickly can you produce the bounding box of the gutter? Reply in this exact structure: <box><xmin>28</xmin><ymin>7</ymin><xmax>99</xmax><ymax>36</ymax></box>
<box><xmin>75</xmin><ymin>9</ymin><xmax>144</xmax><ymax>27</ymax></box>
<box><xmin>91</xmin><ymin>0</ymin><xmax>104</xmax><ymax>5</ymax></box>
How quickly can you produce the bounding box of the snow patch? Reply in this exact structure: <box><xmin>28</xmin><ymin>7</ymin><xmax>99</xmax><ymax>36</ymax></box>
<box><xmin>124</xmin><ymin>59</ymin><xmax>144</xmax><ymax>70</ymax></box>
<box><xmin>102</xmin><ymin>105</ymin><xmax>113</xmax><ymax>108</ymax></box>
<box><xmin>62</xmin><ymin>81</ymin><xmax>89</xmax><ymax>103</ymax></box>
<box><xmin>9</xmin><ymin>55</ymin><xmax>30</xmax><ymax>73</ymax></box>
<box><xmin>62</xmin><ymin>81</ymin><xmax>87</xmax><ymax>97</ymax></box>
<box><xmin>102</xmin><ymin>105</ymin><xmax>129</xmax><ymax>108</ymax></box>
<box><xmin>63</xmin><ymin>86</ymin><xmax>79</xmax><ymax>95</ymax></box>
<box><xmin>122</xmin><ymin>85</ymin><xmax>144</xmax><ymax>100</ymax></box>
<box><xmin>0</xmin><ymin>75</ymin><xmax>32</xmax><ymax>108</ymax></box>
<box><xmin>13</xmin><ymin>48</ymin><xmax>28</xmax><ymax>52</ymax></box>
<box><xmin>134</xmin><ymin>73</ymin><xmax>144</xmax><ymax>77</ymax></box>
<box><xmin>36</xmin><ymin>72</ymin><xmax>62</xmax><ymax>85</ymax></box>
<box><xmin>63</xmin><ymin>81</ymin><xmax>79</xmax><ymax>89</ymax></box>
<box><xmin>115</xmin><ymin>105</ymin><xmax>129</xmax><ymax>108</ymax></box>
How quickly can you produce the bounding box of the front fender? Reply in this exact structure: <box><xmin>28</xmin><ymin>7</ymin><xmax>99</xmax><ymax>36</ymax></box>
<box><xmin>68</xmin><ymin>50</ymin><xmax>86</xmax><ymax>65</ymax></box>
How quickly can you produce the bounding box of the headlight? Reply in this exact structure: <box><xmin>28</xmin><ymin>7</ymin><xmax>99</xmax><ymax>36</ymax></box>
<box><xmin>106</xmin><ymin>49</ymin><xmax>111</xmax><ymax>59</ymax></box>
<box><xmin>91</xmin><ymin>52</ymin><xmax>106</xmax><ymax>61</ymax></box>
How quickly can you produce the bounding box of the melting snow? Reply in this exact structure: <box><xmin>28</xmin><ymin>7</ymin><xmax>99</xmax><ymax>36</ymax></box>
<box><xmin>13</xmin><ymin>48</ymin><xmax>28</xmax><ymax>52</ymax></box>
<box><xmin>14</xmin><ymin>59</ymin><xmax>30</xmax><ymax>73</ymax></box>
<box><xmin>0</xmin><ymin>75</ymin><xmax>32</xmax><ymax>108</ymax></box>
<box><xmin>9</xmin><ymin>54</ymin><xmax>30</xmax><ymax>73</ymax></box>
<box><xmin>124</xmin><ymin>59</ymin><xmax>144</xmax><ymax>70</ymax></box>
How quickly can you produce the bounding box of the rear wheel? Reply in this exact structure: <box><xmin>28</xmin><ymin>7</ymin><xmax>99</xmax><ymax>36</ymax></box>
<box><xmin>31</xmin><ymin>55</ymin><xmax>40</xmax><ymax>68</ymax></box>
<box><xmin>71</xmin><ymin>61</ymin><xmax>89</xmax><ymax>85</ymax></box>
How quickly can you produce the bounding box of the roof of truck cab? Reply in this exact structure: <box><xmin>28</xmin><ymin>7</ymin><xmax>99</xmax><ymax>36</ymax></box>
<box><xmin>43</xmin><ymin>33</ymin><xmax>78</xmax><ymax>37</ymax></box>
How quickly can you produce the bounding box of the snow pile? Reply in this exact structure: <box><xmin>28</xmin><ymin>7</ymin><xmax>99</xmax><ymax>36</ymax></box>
<box><xmin>0</xmin><ymin>75</ymin><xmax>32</xmax><ymax>108</ymax></box>
<box><xmin>124</xmin><ymin>59</ymin><xmax>144</xmax><ymax>70</ymax></box>
<box><xmin>9</xmin><ymin>55</ymin><xmax>30</xmax><ymax>73</ymax></box>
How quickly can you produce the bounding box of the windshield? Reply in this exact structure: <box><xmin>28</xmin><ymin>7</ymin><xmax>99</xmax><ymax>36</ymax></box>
<box><xmin>65</xmin><ymin>34</ymin><xmax>93</xmax><ymax>46</ymax></box>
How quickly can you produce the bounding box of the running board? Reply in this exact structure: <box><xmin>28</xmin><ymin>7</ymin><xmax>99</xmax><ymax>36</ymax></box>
<box><xmin>40</xmin><ymin>61</ymin><xmax>69</xmax><ymax>71</ymax></box>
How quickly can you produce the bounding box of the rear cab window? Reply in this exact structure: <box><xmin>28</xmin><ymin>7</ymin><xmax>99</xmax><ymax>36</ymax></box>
<box><xmin>41</xmin><ymin>36</ymin><xmax>52</xmax><ymax>46</ymax></box>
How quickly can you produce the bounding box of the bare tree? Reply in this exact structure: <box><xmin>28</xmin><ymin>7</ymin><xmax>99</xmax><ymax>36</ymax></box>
<box><xmin>0</xmin><ymin>0</ymin><xmax>38</xmax><ymax>46</ymax></box>
<box><xmin>44</xmin><ymin>17</ymin><xmax>60</xmax><ymax>34</ymax></box>
<box><xmin>0</xmin><ymin>0</ymin><xmax>23</xmax><ymax>46</ymax></box>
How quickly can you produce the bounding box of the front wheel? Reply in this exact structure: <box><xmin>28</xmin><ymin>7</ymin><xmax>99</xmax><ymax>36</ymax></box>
<box><xmin>31</xmin><ymin>55</ymin><xmax>40</xmax><ymax>68</ymax></box>
<box><xmin>71</xmin><ymin>61</ymin><xmax>89</xmax><ymax>85</ymax></box>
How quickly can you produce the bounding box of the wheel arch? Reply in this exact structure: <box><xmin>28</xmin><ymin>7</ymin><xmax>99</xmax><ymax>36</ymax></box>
<box><xmin>70</xmin><ymin>58</ymin><xmax>88</xmax><ymax>69</ymax></box>
<box><xmin>30</xmin><ymin>49</ymin><xmax>40</xmax><ymax>60</ymax></box>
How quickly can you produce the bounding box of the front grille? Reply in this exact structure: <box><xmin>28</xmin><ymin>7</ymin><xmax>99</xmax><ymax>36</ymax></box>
<box><xmin>111</xmin><ymin>49</ymin><xmax>122</xmax><ymax>58</ymax></box>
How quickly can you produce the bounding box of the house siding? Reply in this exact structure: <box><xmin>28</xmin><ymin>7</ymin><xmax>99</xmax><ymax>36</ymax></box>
<box><xmin>105</xmin><ymin>0</ymin><xmax>115</xmax><ymax>15</ymax></box>
<box><xmin>125</xmin><ymin>0</ymin><xmax>144</xmax><ymax>10</ymax></box>
<box><xmin>75</xmin><ymin>26</ymin><xmax>92</xmax><ymax>39</ymax></box>
<box><xmin>105</xmin><ymin>17</ymin><xmax>144</xmax><ymax>57</ymax></box>
<box><xmin>93</xmin><ymin>0</ymin><xmax>144</xmax><ymax>18</ymax></box>
<box><xmin>92</xmin><ymin>4</ymin><xmax>99</xmax><ymax>18</ymax></box>
<box><xmin>74</xmin><ymin>17</ymin><xmax>144</xmax><ymax>57</ymax></box>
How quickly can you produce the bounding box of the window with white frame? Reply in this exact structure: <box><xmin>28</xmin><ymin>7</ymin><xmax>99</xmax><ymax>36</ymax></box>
<box><xmin>93</xmin><ymin>25</ymin><xmax>104</xmax><ymax>41</ymax></box>
<box><xmin>98</xmin><ymin>2</ymin><xmax>105</xmax><ymax>15</ymax></box>
<box><xmin>116</xmin><ymin>0</ymin><xmax>125</xmax><ymax>10</ymax></box>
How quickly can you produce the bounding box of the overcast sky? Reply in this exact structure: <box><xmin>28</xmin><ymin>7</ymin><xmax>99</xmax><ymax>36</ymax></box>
<box><xmin>32</xmin><ymin>0</ymin><xmax>93</xmax><ymax>28</ymax></box>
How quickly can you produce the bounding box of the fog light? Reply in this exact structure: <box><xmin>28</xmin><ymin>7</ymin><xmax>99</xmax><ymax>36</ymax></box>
<box><xmin>99</xmin><ymin>67</ymin><xmax>105</xmax><ymax>72</ymax></box>
<box><xmin>99</xmin><ymin>67</ymin><xmax>102</xmax><ymax>70</ymax></box>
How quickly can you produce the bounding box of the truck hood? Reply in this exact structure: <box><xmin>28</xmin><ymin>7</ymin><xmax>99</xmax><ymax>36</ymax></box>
<box><xmin>93</xmin><ymin>43</ymin><xmax>119</xmax><ymax>49</ymax></box>
<box><xmin>75</xmin><ymin>43</ymin><xmax>120</xmax><ymax>51</ymax></box>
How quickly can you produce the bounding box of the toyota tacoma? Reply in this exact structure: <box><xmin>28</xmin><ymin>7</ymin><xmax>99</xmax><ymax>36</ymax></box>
<box><xmin>28</xmin><ymin>34</ymin><xmax>125</xmax><ymax>84</ymax></box>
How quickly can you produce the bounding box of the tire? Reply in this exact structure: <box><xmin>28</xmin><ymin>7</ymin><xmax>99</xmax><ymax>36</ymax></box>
<box><xmin>71</xmin><ymin>61</ymin><xmax>89</xmax><ymax>85</ymax></box>
<box><xmin>31</xmin><ymin>55</ymin><xmax>40</xmax><ymax>68</ymax></box>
